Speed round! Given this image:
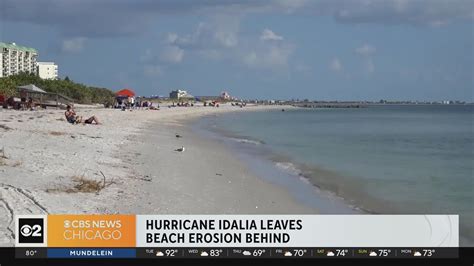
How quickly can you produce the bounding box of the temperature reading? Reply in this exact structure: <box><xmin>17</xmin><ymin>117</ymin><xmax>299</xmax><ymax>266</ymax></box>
<box><xmin>378</xmin><ymin>249</ymin><xmax>391</xmax><ymax>257</ymax></box>
<box><xmin>336</xmin><ymin>249</ymin><xmax>348</xmax><ymax>257</ymax></box>
<box><xmin>25</xmin><ymin>250</ymin><xmax>37</xmax><ymax>256</ymax></box>
<box><xmin>165</xmin><ymin>249</ymin><xmax>178</xmax><ymax>257</ymax></box>
<box><xmin>423</xmin><ymin>249</ymin><xmax>435</xmax><ymax>257</ymax></box>
<box><xmin>210</xmin><ymin>249</ymin><xmax>223</xmax><ymax>257</ymax></box>
<box><xmin>292</xmin><ymin>249</ymin><xmax>308</xmax><ymax>257</ymax></box>
<box><xmin>253</xmin><ymin>249</ymin><xmax>265</xmax><ymax>256</ymax></box>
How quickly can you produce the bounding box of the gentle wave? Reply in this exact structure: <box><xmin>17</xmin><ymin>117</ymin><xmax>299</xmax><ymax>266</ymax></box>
<box><xmin>228</xmin><ymin>137</ymin><xmax>265</xmax><ymax>145</ymax></box>
<box><xmin>274</xmin><ymin>161</ymin><xmax>366</xmax><ymax>212</ymax></box>
<box><xmin>275</xmin><ymin>161</ymin><xmax>302</xmax><ymax>176</ymax></box>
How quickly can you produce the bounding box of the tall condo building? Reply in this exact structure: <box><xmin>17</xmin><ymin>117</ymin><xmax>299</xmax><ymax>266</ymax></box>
<box><xmin>37</xmin><ymin>61</ymin><xmax>58</xmax><ymax>80</ymax></box>
<box><xmin>0</xmin><ymin>42</ymin><xmax>38</xmax><ymax>78</ymax></box>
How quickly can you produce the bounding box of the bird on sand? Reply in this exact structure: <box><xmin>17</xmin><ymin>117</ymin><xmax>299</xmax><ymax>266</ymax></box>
<box><xmin>175</xmin><ymin>146</ymin><xmax>185</xmax><ymax>152</ymax></box>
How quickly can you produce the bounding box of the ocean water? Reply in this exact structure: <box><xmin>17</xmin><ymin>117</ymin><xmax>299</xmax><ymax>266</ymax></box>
<box><xmin>196</xmin><ymin>105</ymin><xmax>474</xmax><ymax>245</ymax></box>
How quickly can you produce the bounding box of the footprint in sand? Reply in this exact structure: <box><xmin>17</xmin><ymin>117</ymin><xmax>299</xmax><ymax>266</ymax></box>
<box><xmin>0</xmin><ymin>124</ymin><xmax>12</xmax><ymax>131</ymax></box>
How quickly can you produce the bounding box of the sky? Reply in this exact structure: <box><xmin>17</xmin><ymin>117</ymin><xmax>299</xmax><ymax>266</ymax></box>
<box><xmin>0</xmin><ymin>0</ymin><xmax>473</xmax><ymax>101</ymax></box>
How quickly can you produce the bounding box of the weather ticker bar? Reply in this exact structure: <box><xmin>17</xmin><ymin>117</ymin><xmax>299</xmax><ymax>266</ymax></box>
<box><xmin>15</xmin><ymin>247</ymin><xmax>459</xmax><ymax>259</ymax></box>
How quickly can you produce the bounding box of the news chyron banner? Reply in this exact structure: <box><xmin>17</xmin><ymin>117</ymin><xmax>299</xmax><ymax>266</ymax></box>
<box><xmin>15</xmin><ymin>215</ymin><xmax>134</xmax><ymax>247</ymax></box>
<box><xmin>15</xmin><ymin>215</ymin><xmax>459</xmax><ymax>258</ymax></box>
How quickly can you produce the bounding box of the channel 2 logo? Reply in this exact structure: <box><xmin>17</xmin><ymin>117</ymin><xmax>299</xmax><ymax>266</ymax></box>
<box><xmin>18</xmin><ymin>218</ymin><xmax>44</xmax><ymax>244</ymax></box>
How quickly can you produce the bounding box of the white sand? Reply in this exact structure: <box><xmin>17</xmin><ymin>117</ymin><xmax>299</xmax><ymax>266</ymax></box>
<box><xmin>0</xmin><ymin>104</ymin><xmax>314</xmax><ymax>246</ymax></box>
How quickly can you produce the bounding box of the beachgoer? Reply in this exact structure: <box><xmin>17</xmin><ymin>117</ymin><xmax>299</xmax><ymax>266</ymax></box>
<box><xmin>20</xmin><ymin>91</ymin><xmax>27</xmax><ymax>110</ymax></box>
<box><xmin>65</xmin><ymin>105</ymin><xmax>100</xmax><ymax>125</ymax></box>
<box><xmin>83</xmin><ymin>115</ymin><xmax>100</xmax><ymax>124</ymax></box>
<box><xmin>27</xmin><ymin>97</ymin><xmax>35</xmax><ymax>110</ymax></box>
<box><xmin>65</xmin><ymin>105</ymin><xmax>81</xmax><ymax>124</ymax></box>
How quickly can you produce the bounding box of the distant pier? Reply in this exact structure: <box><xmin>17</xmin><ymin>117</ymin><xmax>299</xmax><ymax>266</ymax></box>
<box><xmin>292</xmin><ymin>102</ymin><xmax>367</xmax><ymax>108</ymax></box>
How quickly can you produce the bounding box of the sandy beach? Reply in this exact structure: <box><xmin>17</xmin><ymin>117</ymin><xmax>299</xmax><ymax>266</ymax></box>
<box><xmin>0</xmin><ymin>104</ymin><xmax>315</xmax><ymax>246</ymax></box>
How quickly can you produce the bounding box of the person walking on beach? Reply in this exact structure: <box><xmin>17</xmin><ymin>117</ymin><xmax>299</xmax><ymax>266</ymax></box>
<box><xmin>130</xmin><ymin>96</ymin><xmax>135</xmax><ymax>110</ymax></box>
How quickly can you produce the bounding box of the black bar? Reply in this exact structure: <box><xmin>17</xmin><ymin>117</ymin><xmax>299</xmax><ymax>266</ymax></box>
<box><xmin>0</xmin><ymin>248</ymin><xmax>473</xmax><ymax>266</ymax></box>
<box><xmin>8</xmin><ymin>247</ymin><xmax>463</xmax><ymax>259</ymax></box>
<box><xmin>15</xmin><ymin>247</ymin><xmax>47</xmax><ymax>259</ymax></box>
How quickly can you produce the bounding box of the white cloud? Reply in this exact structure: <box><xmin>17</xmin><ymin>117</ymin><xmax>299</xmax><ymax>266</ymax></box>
<box><xmin>62</xmin><ymin>37</ymin><xmax>86</xmax><ymax>53</ymax></box>
<box><xmin>355</xmin><ymin>44</ymin><xmax>376</xmax><ymax>56</ymax></box>
<box><xmin>331</xmin><ymin>0</ymin><xmax>473</xmax><ymax>26</ymax></box>
<box><xmin>139</xmin><ymin>44</ymin><xmax>183</xmax><ymax>68</ymax></box>
<box><xmin>143</xmin><ymin>65</ymin><xmax>163</xmax><ymax>77</ymax></box>
<box><xmin>247</xmin><ymin>27</ymin><xmax>294</xmax><ymax>71</ymax></box>
<box><xmin>160</xmin><ymin>46</ymin><xmax>184</xmax><ymax>63</ymax></box>
<box><xmin>167</xmin><ymin>15</ymin><xmax>240</xmax><ymax>49</ymax></box>
<box><xmin>197</xmin><ymin>49</ymin><xmax>223</xmax><ymax>60</ymax></box>
<box><xmin>243</xmin><ymin>44</ymin><xmax>293</xmax><ymax>70</ymax></box>
<box><xmin>166</xmin><ymin>33</ymin><xmax>179</xmax><ymax>43</ymax></box>
<box><xmin>275</xmin><ymin>0</ymin><xmax>309</xmax><ymax>11</ymax></box>
<box><xmin>214</xmin><ymin>28</ymin><xmax>239</xmax><ymax>47</ymax></box>
<box><xmin>260</xmin><ymin>29</ymin><xmax>284</xmax><ymax>41</ymax></box>
<box><xmin>4</xmin><ymin>0</ymin><xmax>473</xmax><ymax>40</ymax></box>
<box><xmin>354</xmin><ymin>44</ymin><xmax>376</xmax><ymax>74</ymax></box>
<box><xmin>329</xmin><ymin>58</ymin><xmax>343</xmax><ymax>72</ymax></box>
<box><xmin>166</xmin><ymin>16</ymin><xmax>294</xmax><ymax>72</ymax></box>
<box><xmin>212</xmin><ymin>15</ymin><xmax>241</xmax><ymax>48</ymax></box>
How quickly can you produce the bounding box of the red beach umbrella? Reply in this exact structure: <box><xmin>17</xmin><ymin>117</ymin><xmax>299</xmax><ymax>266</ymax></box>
<box><xmin>116</xmin><ymin>88</ymin><xmax>135</xmax><ymax>97</ymax></box>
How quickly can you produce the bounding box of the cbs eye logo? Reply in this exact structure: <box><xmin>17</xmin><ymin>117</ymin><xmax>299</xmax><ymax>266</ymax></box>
<box><xmin>18</xmin><ymin>218</ymin><xmax>44</xmax><ymax>244</ymax></box>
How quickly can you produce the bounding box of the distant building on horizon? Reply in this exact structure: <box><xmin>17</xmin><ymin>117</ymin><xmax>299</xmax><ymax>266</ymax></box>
<box><xmin>442</xmin><ymin>100</ymin><xmax>454</xmax><ymax>105</ymax></box>
<box><xmin>220</xmin><ymin>91</ymin><xmax>231</xmax><ymax>100</ymax></box>
<box><xmin>0</xmin><ymin>42</ymin><xmax>38</xmax><ymax>78</ymax></box>
<box><xmin>36</xmin><ymin>61</ymin><xmax>58</xmax><ymax>80</ymax></box>
<box><xmin>169</xmin><ymin>89</ymin><xmax>194</xmax><ymax>100</ymax></box>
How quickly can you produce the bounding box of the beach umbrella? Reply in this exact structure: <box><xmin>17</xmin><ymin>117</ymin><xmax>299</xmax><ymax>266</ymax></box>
<box><xmin>116</xmin><ymin>88</ymin><xmax>135</xmax><ymax>97</ymax></box>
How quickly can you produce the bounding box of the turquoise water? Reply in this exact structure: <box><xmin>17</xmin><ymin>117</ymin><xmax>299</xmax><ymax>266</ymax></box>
<box><xmin>199</xmin><ymin>105</ymin><xmax>474</xmax><ymax>245</ymax></box>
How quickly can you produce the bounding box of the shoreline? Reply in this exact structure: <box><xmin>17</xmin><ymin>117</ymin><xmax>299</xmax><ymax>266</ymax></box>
<box><xmin>118</xmin><ymin>109</ymin><xmax>317</xmax><ymax>214</ymax></box>
<box><xmin>190</xmin><ymin>116</ymin><xmax>360</xmax><ymax>214</ymax></box>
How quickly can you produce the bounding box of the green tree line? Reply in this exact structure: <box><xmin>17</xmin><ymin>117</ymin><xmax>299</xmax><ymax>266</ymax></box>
<box><xmin>0</xmin><ymin>73</ymin><xmax>115</xmax><ymax>105</ymax></box>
